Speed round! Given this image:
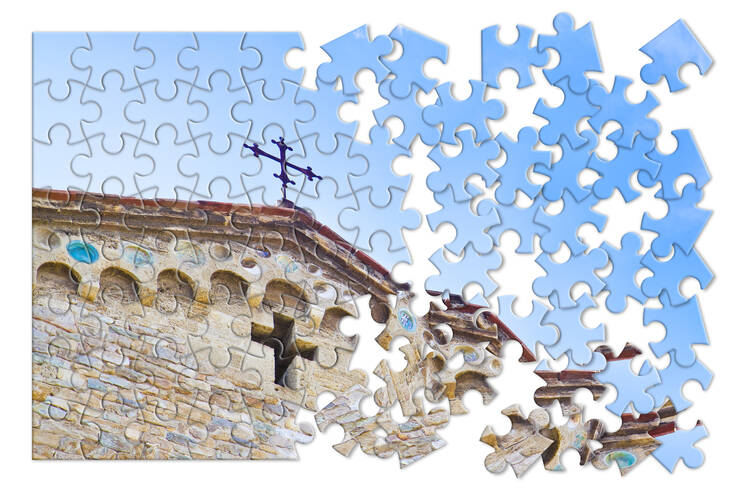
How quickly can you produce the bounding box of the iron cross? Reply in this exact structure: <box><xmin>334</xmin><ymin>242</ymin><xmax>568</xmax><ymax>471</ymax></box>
<box><xmin>243</xmin><ymin>137</ymin><xmax>322</xmax><ymax>202</ymax></box>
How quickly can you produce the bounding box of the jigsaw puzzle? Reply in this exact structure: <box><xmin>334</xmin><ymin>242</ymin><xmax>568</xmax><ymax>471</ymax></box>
<box><xmin>32</xmin><ymin>12</ymin><xmax>714</xmax><ymax>475</ymax></box>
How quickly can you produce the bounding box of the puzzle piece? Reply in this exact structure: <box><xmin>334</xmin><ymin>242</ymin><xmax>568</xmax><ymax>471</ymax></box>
<box><xmin>133</xmin><ymin>32</ymin><xmax>197</xmax><ymax>100</ymax></box>
<box><xmin>382</xmin><ymin>25</ymin><xmax>448</xmax><ymax>98</ymax></box>
<box><xmin>126</xmin><ymin>79</ymin><xmax>207</xmax><ymax>145</ymax></box>
<box><xmin>33</xmin><ymin>80</ymin><xmax>100</xmax><ymax>145</ymax></box>
<box><xmin>646</xmin><ymin>292</ymin><xmax>708</xmax><ymax>367</ymax></box>
<box><xmin>373</xmin><ymin>341</ymin><xmax>431</xmax><ymax>416</ymax></box>
<box><xmin>590</xmin><ymin>410</ymin><xmax>661</xmax><ymax>475</ymax></box>
<box><xmin>533</xmin><ymin>248</ymin><xmax>608</xmax><ymax>308</ymax></box>
<box><xmin>496</xmin><ymin>295</ymin><xmax>557</xmax><ymax>354</ymax></box>
<box><xmin>232</xmin><ymin>79</ymin><xmax>314</xmax><ymax>145</ymax></box>
<box><xmin>647</xmin><ymin>355</ymin><xmax>712</xmax><ymax>412</ymax></box>
<box><xmin>481</xmin><ymin>405</ymin><xmax>553</xmax><ymax>477</ymax></box>
<box><xmin>80</xmin><ymin>70</ymin><xmax>143</xmax><ymax>154</ymax></box>
<box><xmin>373</xmin><ymin>78</ymin><xmax>439</xmax><ymax>149</ymax></box>
<box><xmin>71</xmin><ymin>134</ymin><xmax>153</xmax><ymax>196</ymax></box>
<box><xmin>317</xmin><ymin>25</ymin><xmax>393</xmax><ymax>95</ymax></box>
<box><xmin>651</xmin><ymin>423</ymin><xmax>708</xmax><ymax>472</ymax></box>
<box><xmin>71</xmin><ymin>32</ymin><xmax>153</xmax><ymax>90</ymax></box>
<box><xmin>641</xmin><ymin>245</ymin><xmax>713</xmax><ymax>305</ymax></box>
<box><xmin>33</xmin><ymin>32</ymin><xmax>89</xmax><ymax>99</ymax></box>
<box><xmin>587</xmin><ymin>75</ymin><xmax>660</xmax><ymax>149</ymax></box>
<box><xmin>494</xmin><ymin>127</ymin><xmax>551</xmax><ymax>204</ymax></box>
<box><xmin>481</xmin><ymin>24</ymin><xmax>549</xmax><ymax>89</ymax></box>
<box><xmin>422</xmin><ymin>80</ymin><xmax>505</xmax><ymax>145</ymax></box>
<box><xmin>178</xmin><ymin>32</ymin><xmax>261</xmax><ymax>90</ymax></box>
<box><xmin>600</xmin><ymin>232</ymin><xmax>648</xmax><ymax>313</ymax></box>
<box><xmin>594</xmin><ymin>345</ymin><xmax>660</xmax><ymax>415</ymax></box>
<box><xmin>640</xmin><ymin>19</ymin><xmax>712</xmax><ymax>92</ymax></box>
<box><xmin>535</xmin><ymin>130</ymin><xmax>597</xmax><ymax>202</ymax></box>
<box><xmin>339</xmin><ymin>186</ymin><xmax>420</xmax><ymax>257</ymax></box>
<box><xmin>294</xmin><ymin>79</ymin><xmax>357</xmax><ymax>153</ymax></box>
<box><xmin>240</xmin><ymin>32</ymin><xmax>305</xmax><ymax>99</ymax></box>
<box><xmin>588</xmin><ymin>133</ymin><xmax>660</xmax><ymax>202</ymax></box>
<box><xmin>348</xmin><ymin>125</ymin><xmax>411</xmax><ymax>206</ymax></box>
<box><xmin>377</xmin><ymin>408</ymin><xmax>450</xmax><ymax>468</ymax></box>
<box><xmin>534</xmin><ymin>191</ymin><xmax>606</xmax><ymax>255</ymax></box>
<box><xmin>33</xmin><ymin>124</ymin><xmax>92</xmax><ymax>193</ymax></box>
<box><xmin>641</xmin><ymin>182</ymin><xmax>711</xmax><ymax>258</ymax></box>
<box><xmin>488</xmin><ymin>195</ymin><xmax>549</xmax><ymax>254</ymax></box>
<box><xmin>533</xmin><ymin>77</ymin><xmax>601</xmax><ymax>148</ymax></box>
<box><xmin>426</xmin><ymin>245</ymin><xmax>502</xmax><ymax>300</ymax></box>
<box><xmin>426</xmin><ymin>129</ymin><xmax>500</xmax><ymax>201</ymax></box>
<box><xmin>540</xmin><ymin>405</ymin><xmax>604</xmax><ymax>471</ymax></box>
<box><xmin>427</xmin><ymin>187</ymin><xmax>499</xmax><ymax>256</ymax></box>
<box><xmin>537</xmin><ymin>13</ymin><xmax>602</xmax><ymax>93</ymax></box>
<box><xmin>640</xmin><ymin>130</ymin><xmax>710</xmax><ymax>202</ymax></box>
<box><xmin>544</xmin><ymin>292</ymin><xmax>605</xmax><ymax>365</ymax></box>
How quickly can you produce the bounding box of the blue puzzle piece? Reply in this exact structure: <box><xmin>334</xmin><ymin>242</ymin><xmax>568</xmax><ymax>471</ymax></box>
<box><xmin>587</xmin><ymin>75</ymin><xmax>660</xmax><ymax>149</ymax></box>
<box><xmin>533</xmin><ymin>248</ymin><xmax>608</xmax><ymax>308</ymax></box>
<box><xmin>488</xmin><ymin>195</ymin><xmax>549</xmax><ymax>254</ymax></box>
<box><xmin>285</xmin><ymin>134</ymin><xmax>366</xmax><ymax>203</ymax></box>
<box><xmin>71</xmin><ymin>32</ymin><xmax>153</xmax><ymax>90</ymax></box>
<box><xmin>383</xmin><ymin>25</ymin><xmax>448</xmax><ymax>98</ymax></box>
<box><xmin>33</xmin><ymin>80</ymin><xmax>100</xmax><ymax>145</ymax></box>
<box><xmin>71</xmin><ymin>134</ymin><xmax>152</xmax><ymax>197</ymax></box>
<box><xmin>373</xmin><ymin>78</ymin><xmax>439</xmax><ymax>149</ymax></box>
<box><xmin>637</xmin><ymin>129</ymin><xmax>711</xmax><ymax>200</ymax></box>
<box><xmin>33</xmin><ymin>32</ymin><xmax>90</xmax><ymax>99</ymax></box>
<box><xmin>535</xmin><ymin>130</ymin><xmax>597</xmax><ymax>202</ymax></box>
<box><xmin>293</xmin><ymin>177</ymin><xmax>358</xmax><ymax>246</ymax></box>
<box><xmin>339</xmin><ymin>186</ymin><xmax>420</xmax><ymax>253</ymax></box>
<box><xmin>426</xmin><ymin>245</ymin><xmax>501</xmax><ymax>300</ymax></box>
<box><xmin>544</xmin><ymin>292</ymin><xmax>605</xmax><ymax>365</ymax></box>
<box><xmin>594</xmin><ymin>352</ymin><xmax>659</xmax><ymax>415</ymax></box>
<box><xmin>422</xmin><ymin>80</ymin><xmax>504</xmax><ymax>145</ymax></box>
<box><xmin>481</xmin><ymin>24</ymin><xmax>549</xmax><ymax>89</ymax></box>
<box><xmin>427</xmin><ymin>187</ymin><xmax>500</xmax><ymax>256</ymax></box>
<box><xmin>536</xmin><ymin>13</ymin><xmax>602</xmax><ymax>93</ymax></box>
<box><xmin>496</xmin><ymin>295</ymin><xmax>558</xmax><ymax>354</ymax></box>
<box><xmin>32</xmin><ymin>124</ymin><xmax>92</xmax><ymax>193</ymax></box>
<box><xmin>589</xmin><ymin>133</ymin><xmax>660</xmax><ymax>202</ymax></box>
<box><xmin>186</xmin><ymin>71</ymin><xmax>248</xmax><ymax>154</ymax></box>
<box><xmin>134</xmin><ymin>124</ymin><xmax>199</xmax><ymax>203</ymax></box>
<box><xmin>600</xmin><ymin>232</ymin><xmax>647</xmax><ymax>313</ymax></box>
<box><xmin>641</xmin><ymin>245</ymin><xmax>713</xmax><ymax>305</ymax></box>
<box><xmin>640</xmin><ymin>19</ymin><xmax>712</xmax><ymax>93</ymax></box>
<box><xmin>134</xmin><ymin>32</ymin><xmax>197</xmax><ymax>100</ymax></box>
<box><xmin>80</xmin><ymin>71</ymin><xmax>143</xmax><ymax>154</ymax></box>
<box><xmin>426</xmin><ymin>129</ymin><xmax>500</xmax><ymax>201</ymax></box>
<box><xmin>641</xmin><ymin>183</ymin><xmax>711</xmax><ymax>258</ymax></box>
<box><xmin>317</xmin><ymin>25</ymin><xmax>393</xmax><ymax>95</ymax></box>
<box><xmin>534</xmin><ymin>191</ymin><xmax>606</xmax><ymax>255</ymax></box>
<box><xmin>647</xmin><ymin>355</ymin><xmax>712</xmax><ymax>412</ymax></box>
<box><xmin>241</xmin><ymin>32</ymin><xmax>305</xmax><ymax>99</ymax></box>
<box><xmin>533</xmin><ymin>77</ymin><xmax>601</xmax><ymax>148</ymax></box>
<box><xmin>348</xmin><ymin>125</ymin><xmax>411</xmax><ymax>207</ymax></box>
<box><xmin>646</xmin><ymin>292</ymin><xmax>708</xmax><ymax>367</ymax></box>
<box><xmin>125</xmin><ymin>80</ymin><xmax>207</xmax><ymax>145</ymax></box>
<box><xmin>652</xmin><ymin>424</ymin><xmax>708</xmax><ymax>472</ymax></box>
<box><xmin>494</xmin><ymin>127</ymin><xmax>551</xmax><ymax>204</ymax></box>
<box><xmin>294</xmin><ymin>79</ymin><xmax>357</xmax><ymax>153</ymax></box>
<box><xmin>178</xmin><ymin>32</ymin><xmax>261</xmax><ymax>90</ymax></box>
<box><xmin>232</xmin><ymin>79</ymin><xmax>313</xmax><ymax>145</ymax></box>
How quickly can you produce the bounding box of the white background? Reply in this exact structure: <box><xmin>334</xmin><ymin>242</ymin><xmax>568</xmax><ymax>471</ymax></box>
<box><xmin>3</xmin><ymin>0</ymin><xmax>748</xmax><ymax>488</ymax></box>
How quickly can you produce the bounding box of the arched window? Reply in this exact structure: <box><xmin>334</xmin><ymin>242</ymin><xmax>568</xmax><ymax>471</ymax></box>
<box><xmin>209</xmin><ymin>270</ymin><xmax>249</xmax><ymax>306</ymax></box>
<box><xmin>156</xmin><ymin>269</ymin><xmax>195</xmax><ymax>313</ymax></box>
<box><xmin>99</xmin><ymin>267</ymin><xmax>140</xmax><ymax>306</ymax></box>
<box><xmin>35</xmin><ymin>262</ymin><xmax>80</xmax><ymax>295</ymax></box>
<box><xmin>262</xmin><ymin>279</ymin><xmax>309</xmax><ymax>315</ymax></box>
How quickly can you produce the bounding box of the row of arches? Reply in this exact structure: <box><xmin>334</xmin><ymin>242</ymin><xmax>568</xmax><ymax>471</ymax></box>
<box><xmin>34</xmin><ymin>262</ymin><xmax>315</xmax><ymax>314</ymax></box>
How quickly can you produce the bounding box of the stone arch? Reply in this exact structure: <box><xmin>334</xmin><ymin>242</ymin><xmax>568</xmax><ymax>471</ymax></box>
<box><xmin>209</xmin><ymin>270</ymin><xmax>249</xmax><ymax>305</ymax></box>
<box><xmin>155</xmin><ymin>269</ymin><xmax>196</xmax><ymax>313</ymax></box>
<box><xmin>318</xmin><ymin>306</ymin><xmax>354</xmax><ymax>342</ymax></box>
<box><xmin>99</xmin><ymin>267</ymin><xmax>140</xmax><ymax>306</ymax></box>
<box><xmin>262</xmin><ymin>278</ymin><xmax>309</xmax><ymax>315</ymax></box>
<box><xmin>35</xmin><ymin>262</ymin><xmax>80</xmax><ymax>295</ymax></box>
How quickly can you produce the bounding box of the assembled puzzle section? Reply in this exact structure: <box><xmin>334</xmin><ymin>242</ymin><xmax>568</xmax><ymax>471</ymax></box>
<box><xmin>32</xmin><ymin>13</ymin><xmax>714</xmax><ymax>472</ymax></box>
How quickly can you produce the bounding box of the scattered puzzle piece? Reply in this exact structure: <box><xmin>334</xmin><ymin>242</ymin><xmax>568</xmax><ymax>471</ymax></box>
<box><xmin>533</xmin><ymin>248</ymin><xmax>608</xmax><ymax>308</ymax></box>
<box><xmin>640</xmin><ymin>19</ymin><xmax>712</xmax><ymax>92</ymax></box>
<box><xmin>651</xmin><ymin>422</ymin><xmax>708</xmax><ymax>472</ymax></box>
<box><xmin>481</xmin><ymin>24</ymin><xmax>549</xmax><ymax>89</ymax></box>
